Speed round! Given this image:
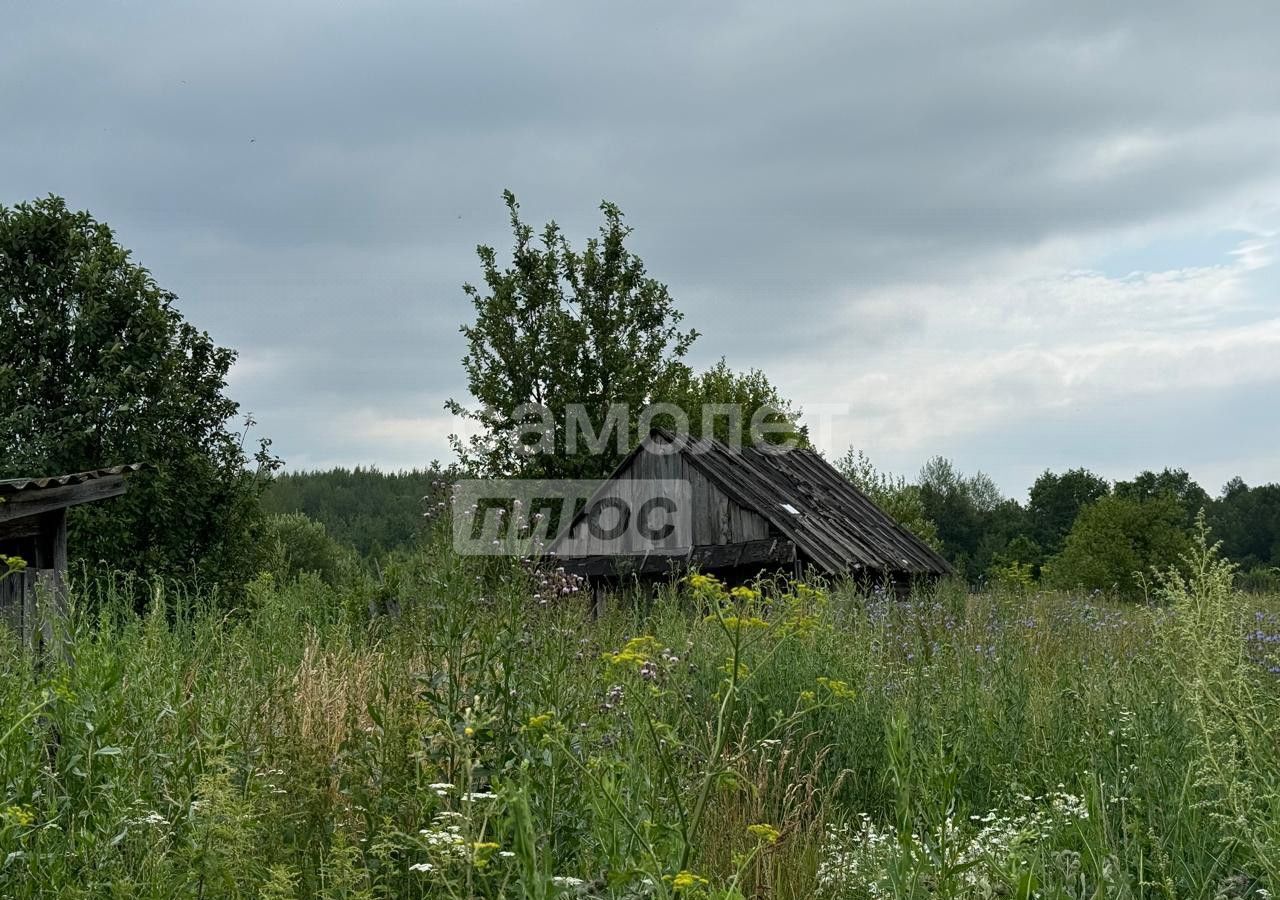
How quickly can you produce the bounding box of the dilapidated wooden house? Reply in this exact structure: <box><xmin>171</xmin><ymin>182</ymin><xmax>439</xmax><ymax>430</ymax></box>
<box><xmin>551</xmin><ymin>429</ymin><xmax>952</xmax><ymax>592</ymax></box>
<box><xmin>0</xmin><ymin>466</ymin><xmax>142</xmax><ymax>648</ymax></box>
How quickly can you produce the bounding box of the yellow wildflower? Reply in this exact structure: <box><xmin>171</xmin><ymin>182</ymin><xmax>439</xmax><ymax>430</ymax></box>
<box><xmin>2</xmin><ymin>805</ymin><xmax>33</xmax><ymax>827</ymax></box>
<box><xmin>715</xmin><ymin>615</ymin><xmax>769</xmax><ymax>631</ymax></box>
<box><xmin>525</xmin><ymin>713</ymin><xmax>554</xmax><ymax>730</ymax></box>
<box><xmin>669</xmin><ymin>870</ymin><xmax>709</xmax><ymax>891</ymax></box>
<box><xmin>747</xmin><ymin>822</ymin><xmax>781</xmax><ymax>843</ymax></box>
<box><xmin>471</xmin><ymin>841</ymin><xmax>500</xmax><ymax>867</ymax></box>
<box><xmin>816</xmin><ymin>676</ymin><xmax>856</xmax><ymax>700</ymax></box>
<box><xmin>603</xmin><ymin>635</ymin><xmax>660</xmax><ymax>668</ymax></box>
<box><xmin>686</xmin><ymin>573</ymin><xmax>726</xmax><ymax>598</ymax></box>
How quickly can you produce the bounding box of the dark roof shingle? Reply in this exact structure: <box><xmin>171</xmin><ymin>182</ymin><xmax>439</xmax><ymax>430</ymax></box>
<box><xmin>651</xmin><ymin>429</ymin><xmax>953</xmax><ymax>576</ymax></box>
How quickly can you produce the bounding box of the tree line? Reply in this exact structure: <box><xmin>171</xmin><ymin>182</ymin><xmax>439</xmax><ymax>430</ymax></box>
<box><xmin>3</xmin><ymin>193</ymin><xmax>1276</xmax><ymax>600</ymax></box>
<box><xmin>841</xmin><ymin>453</ymin><xmax>1280</xmax><ymax>595</ymax></box>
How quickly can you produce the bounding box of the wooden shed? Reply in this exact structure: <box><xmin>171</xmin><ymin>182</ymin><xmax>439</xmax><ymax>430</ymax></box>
<box><xmin>551</xmin><ymin>429</ymin><xmax>952</xmax><ymax>592</ymax></box>
<box><xmin>0</xmin><ymin>466</ymin><xmax>142</xmax><ymax>648</ymax></box>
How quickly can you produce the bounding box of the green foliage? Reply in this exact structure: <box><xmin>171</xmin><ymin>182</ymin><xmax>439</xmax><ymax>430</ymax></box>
<box><xmin>259</xmin><ymin>512</ymin><xmax>358</xmax><ymax>586</ymax></box>
<box><xmin>262</xmin><ymin>465</ymin><xmax>454</xmax><ymax>556</ymax></box>
<box><xmin>447</xmin><ymin>191</ymin><xmax>697</xmax><ymax>479</ymax></box>
<box><xmin>917</xmin><ymin>457</ymin><xmax>1027</xmax><ymax>580</ymax></box>
<box><xmin>1115</xmin><ymin>467</ymin><xmax>1211</xmax><ymax>528</ymax></box>
<box><xmin>1043</xmin><ymin>493</ymin><xmax>1192</xmax><ymax>596</ymax></box>
<box><xmin>0</xmin><ymin>196</ymin><xmax>279</xmax><ymax>590</ymax></box>
<box><xmin>987</xmin><ymin>558</ymin><xmax>1036</xmax><ymax>592</ymax></box>
<box><xmin>661</xmin><ymin>358</ymin><xmax>807</xmax><ymax>448</ymax></box>
<box><xmin>1210</xmin><ymin>478</ymin><xmax>1280</xmax><ymax>573</ymax></box>
<box><xmin>1155</xmin><ymin>517</ymin><xmax>1280</xmax><ymax>881</ymax></box>
<box><xmin>834</xmin><ymin>449</ymin><xmax>939</xmax><ymax>549</ymax></box>
<box><xmin>0</xmin><ymin>534</ymin><xmax>1275</xmax><ymax>897</ymax></box>
<box><xmin>1026</xmin><ymin>467</ymin><xmax>1110</xmax><ymax>558</ymax></box>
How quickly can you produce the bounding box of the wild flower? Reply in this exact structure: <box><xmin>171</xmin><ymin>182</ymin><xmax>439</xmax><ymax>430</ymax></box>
<box><xmin>685</xmin><ymin>573</ymin><xmax>723</xmax><ymax>595</ymax></box>
<box><xmin>668</xmin><ymin>869</ymin><xmax>709</xmax><ymax>891</ymax></box>
<box><xmin>602</xmin><ymin>683</ymin><xmax>625</xmax><ymax>710</ymax></box>
<box><xmin>604</xmin><ymin>635</ymin><xmax>661</xmax><ymax>668</ymax></box>
<box><xmin>131</xmin><ymin>812</ymin><xmax>169</xmax><ymax>827</ymax></box>
<box><xmin>2</xmin><ymin>806</ymin><xmax>34</xmax><ymax>828</ymax></box>
<box><xmin>525</xmin><ymin>713</ymin><xmax>554</xmax><ymax>730</ymax></box>
<box><xmin>715</xmin><ymin>614</ymin><xmax>769</xmax><ymax>631</ymax></box>
<box><xmin>816</xmin><ymin>790</ymin><xmax>1091</xmax><ymax>897</ymax></box>
<box><xmin>747</xmin><ymin>822</ymin><xmax>781</xmax><ymax>843</ymax></box>
<box><xmin>550</xmin><ymin>874</ymin><xmax>588</xmax><ymax>893</ymax></box>
<box><xmin>816</xmin><ymin>676</ymin><xmax>856</xmax><ymax>701</ymax></box>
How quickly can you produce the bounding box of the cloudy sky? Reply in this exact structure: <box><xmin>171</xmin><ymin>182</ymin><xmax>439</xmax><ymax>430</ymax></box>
<box><xmin>4</xmin><ymin>1</ymin><xmax>1278</xmax><ymax>498</ymax></box>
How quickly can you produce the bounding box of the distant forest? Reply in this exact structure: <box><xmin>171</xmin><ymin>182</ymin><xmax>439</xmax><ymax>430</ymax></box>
<box><xmin>262</xmin><ymin>466</ymin><xmax>452</xmax><ymax>557</ymax></box>
<box><xmin>263</xmin><ymin>459</ymin><xmax>1280</xmax><ymax>595</ymax></box>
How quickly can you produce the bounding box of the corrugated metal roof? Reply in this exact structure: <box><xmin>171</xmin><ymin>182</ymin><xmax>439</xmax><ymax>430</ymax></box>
<box><xmin>0</xmin><ymin>464</ymin><xmax>148</xmax><ymax>496</ymax></box>
<box><xmin>645</xmin><ymin>430</ymin><xmax>953</xmax><ymax>577</ymax></box>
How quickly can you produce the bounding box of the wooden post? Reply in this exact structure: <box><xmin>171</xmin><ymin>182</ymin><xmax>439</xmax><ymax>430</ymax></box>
<box><xmin>31</xmin><ymin>509</ymin><xmax>69</xmax><ymax>663</ymax></box>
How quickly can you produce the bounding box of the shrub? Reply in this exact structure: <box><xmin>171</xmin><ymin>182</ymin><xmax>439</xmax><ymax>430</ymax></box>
<box><xmin>260</xmin><ymin>512</ymin><xmax>357</xmax><ymax>586</ymax></box>
<box><xmin>1042</xmin><ymin>494</ymin><xmax>1191</xmax><ymax>597</ymax></box>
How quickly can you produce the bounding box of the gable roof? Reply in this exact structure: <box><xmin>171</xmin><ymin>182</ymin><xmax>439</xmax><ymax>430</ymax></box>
<box><xmin>559</xmin><ymin>430</ymin><xmax>953</xmax><ymax>577</ymax></box>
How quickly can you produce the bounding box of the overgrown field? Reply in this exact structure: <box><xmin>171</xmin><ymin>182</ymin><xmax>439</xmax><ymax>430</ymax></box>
<box><xmin>0</xmin><ymin>532</ymin><xmax>1277</xmax><ymax>898</ymax></box>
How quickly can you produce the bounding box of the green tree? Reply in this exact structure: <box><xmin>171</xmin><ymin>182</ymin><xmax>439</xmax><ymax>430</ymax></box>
<box><xmin>661</xmin><ymin>358</ymin><xmax>806</xmax><ymax>448</ymax></box>
<box><xmin>917</xmin><ymin>456</ymin><xmax>1018</xmax><ymax>578</ymax></box>
<box><xmin>0</xmin><ymin>196</ymin><xmax>279</xmax><ymax>589</ymax></box>
<box><xmin>1026</xmin><ymin>468</ymin><xmax>1110</xmax><ymax>558</ymax></box>
<box><xmin>1115</xmin><ymin>468</ymin><xmax>1209</xmax><ymax>527</ymax></box>
<box><xmin>835</xmin><ymin>448</ymin><xmax>940</xmax><ymax>549</ymax></box>
<box><xmin>1209</xmin><ymin>477</ymin><xmax>1280</xmax><ymax>571</ymax></box>
<box><xmin>447</xmin><ymin>191</ymin><xmax>697</xmax><ymax>479</ymax></box>
<box><xmin>1043</xmin><ymin>494</ymin><xmax>1191</xmax><ymax>597</ymax></box>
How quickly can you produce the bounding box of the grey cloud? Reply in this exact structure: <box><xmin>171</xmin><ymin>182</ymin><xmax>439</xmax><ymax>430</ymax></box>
<box><xmin>3</xmin><ymin>0</ymin><xmax>1279</xmax><ymax>479</ymax></box>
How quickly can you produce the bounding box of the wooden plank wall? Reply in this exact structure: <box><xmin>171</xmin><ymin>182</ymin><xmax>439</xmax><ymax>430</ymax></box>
<box><xmin>0</xmin><ymin>508</ymin><xmax>68</xmax><ymax>653</ymax></box>
<box><xmin>0</xmin><ymin>569</ymin><xmax>38</xmax><ymax>647</ymax></box>
<box><xmin>560</xmin><ymin>446</ymin><xmax>772</xmax><ymax>555</ymax></box>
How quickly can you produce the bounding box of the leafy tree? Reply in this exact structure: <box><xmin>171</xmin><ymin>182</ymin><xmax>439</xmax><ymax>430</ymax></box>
<box><xmin>835</xmin><ymin>449</ymin><xmax>940</xmax><ymax>549</ymax></box>
<box><xmin>1209</xmin><ymin>478</ymin><xmax>1280</xmax><ymax>571</ymax></box>
<box><xmin>1115</xmin><ymin>468</ymin><xmax>1210</xmax><ymax>527</ymax></box>
<box><xmin>987</xmin><ymin>532</ymin><xmax>1043</xmax><ymax>585</ymax></box>
<box><xmin>0</xmin><ymin>196</ymin><xmax>279</xmax><ymax>589</ymax></box>
<box><xmin>661</xmin><ymin>358</ymin><xmax>806</xmax><ymax>448</ymax></box>
<box><xmin>917</xmin><ymin>457</ymin><xmax>1019</xmax><ymax>578</ymax></box>
<box><xmin>447</xmin><ymin>191</ymin><xmax>697</xmax><ymax>479</ymax></box>
<box><xmin>1042</xmin><ymin>494</ymin><xmax>1191</xmax><ymax>597</ymax></box>
<box><xmin>1026</xmin><ymin>468</ymin><xmax>1110</xmax><ymax>559</ymax></box>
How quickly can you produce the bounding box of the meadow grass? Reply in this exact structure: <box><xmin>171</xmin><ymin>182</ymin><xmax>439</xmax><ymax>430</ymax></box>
<box><xmin>0</xmin><ymin>530</ymin><xmax>1276</xmax><ymax>898</ymax></box>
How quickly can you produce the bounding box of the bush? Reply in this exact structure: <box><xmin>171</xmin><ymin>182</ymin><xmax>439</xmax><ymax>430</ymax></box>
<box><xmin>260</xmin><ymin>512</ymin><xmax>357</xmax><ymax>586</ymax></box>
<box><xmin>1042</xmin><ymin>494</ymin><xmax>1191</xmax><ymax>597</ymax></box>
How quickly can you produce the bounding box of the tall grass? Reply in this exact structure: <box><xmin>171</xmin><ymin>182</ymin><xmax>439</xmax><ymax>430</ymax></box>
<box><xmin>0</xmin><ymin>531</ymin><xmax>1275</xmax><ymax>898</ymax></box>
